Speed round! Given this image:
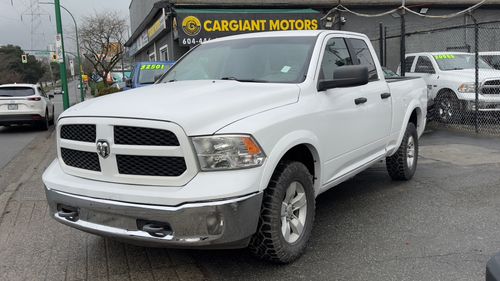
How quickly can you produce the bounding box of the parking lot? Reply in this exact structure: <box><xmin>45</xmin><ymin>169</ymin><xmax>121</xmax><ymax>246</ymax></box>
<box><xmin>0</xmin><ymin>126</ymin><xmax>498</xmax><ymax>280</ymax></box>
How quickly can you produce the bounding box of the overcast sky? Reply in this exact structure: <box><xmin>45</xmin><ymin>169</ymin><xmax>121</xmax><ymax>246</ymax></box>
<box><xmin>0</xmin><ymin>0</ymin><xmax>130</xmax><ymax>53</ymax></box>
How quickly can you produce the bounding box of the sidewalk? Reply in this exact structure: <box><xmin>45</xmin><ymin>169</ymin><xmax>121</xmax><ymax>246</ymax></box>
<box><xmin>0</xmin><ymin>130</ymin><xmax>207</xmax><ymax>281</ymax></box>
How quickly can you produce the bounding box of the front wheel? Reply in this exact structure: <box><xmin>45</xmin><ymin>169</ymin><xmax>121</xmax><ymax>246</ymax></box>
<box><xmin>249</xmin><ymin>161</ymin><xmax>315</xmax><ymax>263</ymax></box>
<box><xmin>435</xmin><ymin>92</ymin><xmax>460</xmax><ymax>124</ymax></box>
<box><xmin>386</xmin><ymin>123</ymin><xmax>418</xmax><ymax>181</ymax></box>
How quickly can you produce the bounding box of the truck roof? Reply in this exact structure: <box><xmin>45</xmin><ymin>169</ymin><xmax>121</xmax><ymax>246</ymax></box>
<box><xmin>406</xmin><ymin>52</ymin><xmax>471</xmax><ymax>57</ymax></box>
<box><xmin>204</xmin><ymin>30</ymin><xmax>369</xmax><ymax>44</ymax></box>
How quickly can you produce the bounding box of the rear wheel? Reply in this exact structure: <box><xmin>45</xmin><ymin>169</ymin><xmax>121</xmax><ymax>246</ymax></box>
<box><xmin>249</xmin><ymin>161</ymin><xmax>315</xmax><ymax>263</ymax></box>
<box><xmin>37</xmin><ymin>110</ymin><xmax>49</xmax><ymax>131</ymax></box>
<box><xmin>49</xmin><ymin>106</ymin><xmax>55</xmax><ymax>125</ymax></box>
<box><xmin>386</xmin><ymin>123</ymin><xmax>418</xmax><ymax>181</ymax></box>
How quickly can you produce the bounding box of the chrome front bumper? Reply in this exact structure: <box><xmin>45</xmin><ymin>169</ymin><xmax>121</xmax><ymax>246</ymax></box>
<box><xmin>45</xmin><ymin>187</ymin><xmax>263</xmax><ymax>249</ymax></box>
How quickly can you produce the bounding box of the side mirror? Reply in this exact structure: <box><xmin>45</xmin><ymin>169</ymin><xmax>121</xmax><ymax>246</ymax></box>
<box><xmin>49</xmin><ymin>94</ymin><xmax>54</xmax><ymax>99</ymax></box>
<box><xmin>125</xmin><ymin>79</ymin><xmax>132</xmax><ymax>88</ymax></box>
<box><xmin>318</xmin><ymin>65</ymin><xmax>369</xmax><ymax>91</ymax></box>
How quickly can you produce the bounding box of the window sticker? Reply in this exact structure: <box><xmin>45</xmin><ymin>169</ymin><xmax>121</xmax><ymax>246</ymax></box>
<box><xmin>434</xmin><ymin>54</ymin><xmax>456</xmax><ymax>60</ymax></box>
<box><xmin>281</xmin><ymin>65</ymin><xmax>291</xmax><ymax>73</ymax></box>
<box><xmin>140</xmin><ymin>64</ymin><xmax>166</xmax><ymax>70</ymax></box>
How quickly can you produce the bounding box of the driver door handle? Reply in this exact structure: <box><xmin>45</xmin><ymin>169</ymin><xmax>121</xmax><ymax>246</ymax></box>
<box><xmin>381</xmin><ymin>93</ymin><xmax>391</xmax><ymax>99</ymax></box>
<box><xmin>355</xmin><ymin>97</ymin><xmax>368</xmax><ymax>105</ymax></box>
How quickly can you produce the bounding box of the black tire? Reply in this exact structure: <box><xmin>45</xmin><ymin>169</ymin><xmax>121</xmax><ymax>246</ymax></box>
<box><xmin>38</xmin><ymin>110</ymin><xmax>49</xmax><ymax>131</ymax></box>
<box><xmin>49</xmin><ymin>106</ymin><xmax>55</xmax><ymax>125</ymax></box>
<box><xmin>434</xmin><ymin>91</ymin><xmax>461</xmax><ymax>124</ymax></box>
<box><xmin>386</xmin><ymin>122</ymin><xmax>418</xmax><ymax>181</ymax></box>
<box><xmin>249</xmin><ymin>161</ymin><xmax>315</xmax><ymax>263</ymax></box>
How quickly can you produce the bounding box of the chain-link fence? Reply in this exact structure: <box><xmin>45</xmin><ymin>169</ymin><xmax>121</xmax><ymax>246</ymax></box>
<box><xmin>326</xmin><ymin>2</ymin><xmax>500</xmax><ymax>135</ymax></box>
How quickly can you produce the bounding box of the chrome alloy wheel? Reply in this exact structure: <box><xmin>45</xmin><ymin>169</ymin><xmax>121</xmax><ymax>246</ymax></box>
<box><xmin>281</xmin><ymin>181</ymin><xmax>307</xmax><ymax>243</ymax></box>
<box><xmin>438</xmin><ymin>99</ymin><xmax>453</xmax><ymax>122</ymax></box>
<box><xmin>407</xmin><ymin>135</ymin><xmax>416</xmax><ymax>169</ymax></box>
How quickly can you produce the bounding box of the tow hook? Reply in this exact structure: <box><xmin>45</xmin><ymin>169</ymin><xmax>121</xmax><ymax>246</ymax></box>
<box><xmin>137</xmin><ymin>220</ymin><xmax>172</xmax><ymax>238</ymax></box>
<box><xmin>57</xmin><ymin>205</ymin><xmax>79</xmax><ymax>222</ymax></box>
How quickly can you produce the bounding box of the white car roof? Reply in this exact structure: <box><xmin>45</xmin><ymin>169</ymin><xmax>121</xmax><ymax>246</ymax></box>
<box><xmin>203</xmin><ymin>30</ymin><xmax>369</xmax><ymax>44</ymax></box>
<box><xmin>0</xmin><ymin>83</ymin><xmax>37</xmax><ymax>88</ymax></box>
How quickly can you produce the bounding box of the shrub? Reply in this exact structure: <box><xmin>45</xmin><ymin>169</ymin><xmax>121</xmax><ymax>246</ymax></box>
<box><xmin>97</xmin><ymin>86</ymin><xmax>121</xmax><ymax>97</ymax></box>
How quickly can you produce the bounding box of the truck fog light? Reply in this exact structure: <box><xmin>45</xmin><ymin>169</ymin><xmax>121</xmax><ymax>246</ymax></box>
<box><xmin>192</xmin><ymin>135</ymin><xmax>266</xmax><ymax>171</ymax></box>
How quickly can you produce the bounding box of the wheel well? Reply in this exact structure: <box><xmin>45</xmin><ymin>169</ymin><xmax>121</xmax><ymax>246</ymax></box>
<box><xmin>409</xmin><ymin>109</ymin><xmax>418</xmax><ymax>126</ymax></box>
<box><xmin>280</xmin><ymin>144</ymin><xmax>315</xmax><ymax>179</ymax></box>
<box><xmin>436</xmin><ymin>88</ymin><xmax>456</xmax><ymax>99</ymax></box>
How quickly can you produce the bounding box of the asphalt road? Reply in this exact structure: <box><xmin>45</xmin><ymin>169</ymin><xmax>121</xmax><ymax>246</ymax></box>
<box><xmin>0</xmin><ymin>80</ymin><xmax>80</xmax><ymax>169</ymax></box>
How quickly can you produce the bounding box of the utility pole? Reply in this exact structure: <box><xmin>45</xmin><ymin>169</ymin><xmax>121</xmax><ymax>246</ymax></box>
<box><xmin>54</xmin><ymin>0</ymin><xmax>70</xmax><ymax>110</ymax></box>
<box><xmin>40</xmin><ymin>2</ymin><xmax>85</xmax><ymax>102</ymax></box>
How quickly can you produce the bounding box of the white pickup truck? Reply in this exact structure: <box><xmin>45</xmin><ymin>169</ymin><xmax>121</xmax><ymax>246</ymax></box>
<box><xmin>403</xmin><ymin>52</ymin><xmax>500</xmax><ymax>123</ymax></box>
<box><xmin>43</xmin><ymin>30</ymin><xmax>427</xmax><ymax>263</ymax></box>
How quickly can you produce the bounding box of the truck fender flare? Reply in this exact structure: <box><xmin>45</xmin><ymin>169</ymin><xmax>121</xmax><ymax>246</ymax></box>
<box><xmin>391</xmin><ymin>103</ymin><xmax>425</xmax><ymax>156</ymax></box>
<box><xmin>259</xmin><ymin>130</ymin><xmax>322</xmax><ymax>194</ymax></box>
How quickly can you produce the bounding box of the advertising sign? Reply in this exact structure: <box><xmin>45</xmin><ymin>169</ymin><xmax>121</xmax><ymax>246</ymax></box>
<box><xmin>176</xmin><ymin>9</ymin><xmax>321</xmax><ymax>46</ymax></box>
<box><xmin>55</xmin><ymin>34</ymin><xmax>64</xmax><ymax>63</ymax></box>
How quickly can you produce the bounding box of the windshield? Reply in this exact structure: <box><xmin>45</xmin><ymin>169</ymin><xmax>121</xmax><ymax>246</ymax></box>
<box><xmin>433</xmin><ymin>54</ymin><xmax>491</xmax><ymax>70</ymax></box>
<box><xmin>160</xmin><ymin>36</ymin><xmax>316</xmax><ymax>84</ymax></box>
<box><xmin>138</xmin><ymin>64</ymin><xmax>172</xmax><ymax>85</ymax></box>
<box><xmin>0</xmin><ymin>87</ymin><xmax>35</xmax><ymax>97</ymax></box>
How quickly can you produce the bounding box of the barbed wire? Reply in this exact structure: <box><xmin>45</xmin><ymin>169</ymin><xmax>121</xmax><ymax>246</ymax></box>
<box><xmin>321</xmin><ymin>1</ymin><xmax>486</xmax><ymax>21</ymax></box>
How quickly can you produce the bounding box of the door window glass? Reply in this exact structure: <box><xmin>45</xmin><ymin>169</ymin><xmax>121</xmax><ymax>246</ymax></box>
<box><xmin>319</xmin><ymin>38</ymin><xmax>352</xmax><ymax>80</ymax></box>
<box><xmin>415</xmin><ymin>56</ymin><xmax>435</xmax><ymax>73</ymax></box>
<box><xmin>348</xmin><ymin>38</ymin><xmax>379</xmax><ymax>81</ymax></box>
<box><xmin>405</xmin><ymin>56</ymin><xmax>415</xmax><ymax>72</ymax></box>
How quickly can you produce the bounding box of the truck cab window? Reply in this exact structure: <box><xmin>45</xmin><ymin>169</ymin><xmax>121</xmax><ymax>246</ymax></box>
<box><xmin>348</xmin><ymin>38</ymin><xmax>379</xmax><ymax>81</ymax></box>
<box><xmin>405</xmin><ymin>56</ymin><xmax>415</xmax><ymax>73</ymax></box>
<box><xmin>415</xmin><ymin>56</ymin><xmax>435</xmax><ymax>73</ymax></box>
<box><xmin>319</xmin><ymin>38</ymin><xmax>352</xmax><ymax>80</ymax></box>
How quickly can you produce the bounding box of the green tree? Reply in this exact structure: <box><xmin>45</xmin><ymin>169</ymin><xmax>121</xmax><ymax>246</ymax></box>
<box><xmin>0</xmin><ymin>45</ymin><xmax>46</xmax><ymax>84</ymax></box>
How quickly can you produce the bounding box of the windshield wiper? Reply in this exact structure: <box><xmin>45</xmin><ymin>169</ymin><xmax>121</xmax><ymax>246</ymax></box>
<box><xmin>220</xmin><ymin>77</ymin><xmax>268</xmax><ymax>83</ymax></box>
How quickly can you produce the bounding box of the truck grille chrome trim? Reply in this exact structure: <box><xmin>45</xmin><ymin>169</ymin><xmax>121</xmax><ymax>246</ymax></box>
<box><xmin>56</xmin><ymin>117</ymin><xmax>198</xmax><ymax>186</ymax></box>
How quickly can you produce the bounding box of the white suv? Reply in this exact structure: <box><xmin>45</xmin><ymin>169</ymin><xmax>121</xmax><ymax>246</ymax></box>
<box><xmin>0</xmin><ymin>83</ymin><xmax>55</xmax><ymax>130</ymax></box>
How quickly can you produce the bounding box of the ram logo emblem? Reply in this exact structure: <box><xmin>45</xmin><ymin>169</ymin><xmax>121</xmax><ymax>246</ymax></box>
<box><xmin>96</xmin><ymin>140</ymin><xmax>110</xmax><ymax>159</ymax></box>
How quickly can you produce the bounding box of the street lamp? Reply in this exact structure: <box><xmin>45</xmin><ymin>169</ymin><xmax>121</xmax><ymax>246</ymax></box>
<box><xmin>40</xmin><ymin>1</ymin><xmax>85</xmax><ymax>103</ymax></box>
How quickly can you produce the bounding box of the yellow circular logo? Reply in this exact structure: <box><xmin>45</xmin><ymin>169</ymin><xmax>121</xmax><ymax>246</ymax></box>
<box><xmin>182</xmin><ymin>16</ymin><xmax>201</xmax><ymax>36</ymax></box>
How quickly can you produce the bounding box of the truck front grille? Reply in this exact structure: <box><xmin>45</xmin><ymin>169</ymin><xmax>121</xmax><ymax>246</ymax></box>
<box><xmin>116</xmin><ymin>155</ymin><xmax>186</xmax><ymax>176</ymax></box>
<box><xmin>482</xmin><ymin>79</ymin><xmax>500</xmax><ymax>95</ymax></box>
<box><xmin>114</xmin><ymin>126</ymin><xmax>179</xmax><ymax>146</ymax></box>
<box><xmin>57</xmin><ymin>118</ymin><xmax>196</xmax><ymax>186</ymax></box>
<box><xmin>61</xmin><ymin>148</ymin><xmax>101</xmax><ymax>171</ymax></box>
<box><xmin>60</xmin><ymin>124</ymin><xmax>96</xmax><ymax>142</ymax></box>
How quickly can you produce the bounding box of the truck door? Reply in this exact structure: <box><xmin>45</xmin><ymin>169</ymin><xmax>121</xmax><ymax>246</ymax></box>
<box><xmin>317</xmin><ymin>36</ymin><xmax>391</xmax><ymax>184</ymax></box>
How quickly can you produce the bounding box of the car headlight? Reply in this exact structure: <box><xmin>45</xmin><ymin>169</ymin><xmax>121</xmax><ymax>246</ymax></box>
<box><xmin>192</xmin><ymin>135</ymin><xmax>266</xmax><ymax>171</ymax></box>
<box><xmin>458</xmin><ymin>82</ymin><xmax>476</xmax><ymax>93</ymax></box>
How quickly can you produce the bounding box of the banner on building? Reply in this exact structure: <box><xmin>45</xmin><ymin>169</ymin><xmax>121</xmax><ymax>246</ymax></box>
<box><xmin>175</xmin><ymin>9</ymin><xmax>322</xmax><ymax>46</ymax></box>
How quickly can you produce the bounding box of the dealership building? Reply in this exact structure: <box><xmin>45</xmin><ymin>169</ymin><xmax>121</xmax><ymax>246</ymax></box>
<box><xmin>125</xmin><ymin>0</ymin><xmax>500</xmax><ymax>69</ymax></box>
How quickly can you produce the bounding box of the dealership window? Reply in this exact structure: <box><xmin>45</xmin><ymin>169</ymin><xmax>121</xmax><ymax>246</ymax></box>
<box><xmin>159</xmin><ymin>45</ymin><xmax>169</xmax><ymax>61</ymax></box>
<box><xmin>319</xmin><ymin>38</ymin><xmax>352</xmax><ymax>80</ymax></box>
<box><xmin>149</xmin><ymin>52</ymin><xmax>157</xmax><ymax>62</ymax></box>
<box><xmin>414</xmin><ymin>56</ymin><xmax>435</xmax><ymax>73</ymax></box>
<box><xmin>405</xmin><ymin>56</ymin><xmax>415</xmax><ymax>72</ymax></box>
<box><xmin>348</xmin><ymin>38</ymin><xmax>378</xmax><ymax>81</ymax></box>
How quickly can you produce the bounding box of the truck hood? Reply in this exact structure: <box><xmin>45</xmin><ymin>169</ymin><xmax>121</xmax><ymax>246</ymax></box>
<box><xmin>61</xmin><ymin>80</ymin><xmax>300</xmax><ymax>135</ymax></box>
<box><xmin>440</xmin><ymin>69</ymin><xmax>500</xmax><ymax>82</ymax></box>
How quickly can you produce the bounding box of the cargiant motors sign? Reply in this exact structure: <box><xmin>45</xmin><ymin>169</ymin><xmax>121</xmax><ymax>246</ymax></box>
<box><xmin>175</xmin><ymin>9</ymin><xmax>322</xmax><ymax>46</ymax></box>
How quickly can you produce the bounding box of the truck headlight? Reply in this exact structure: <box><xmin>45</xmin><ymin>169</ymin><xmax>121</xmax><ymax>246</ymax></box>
<box><xmin>192</xmin><ymin>135</ymin><xmax>266</xmax><ymax>171</ymax></box>
<box><xmin>458</xmin><ymin>82</ymin><xmax>476</xmax><ymax>93</ymax></box>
